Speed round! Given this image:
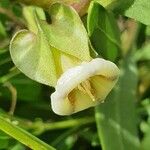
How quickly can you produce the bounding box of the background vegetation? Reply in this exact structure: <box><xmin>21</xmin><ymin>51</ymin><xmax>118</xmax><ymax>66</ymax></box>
<box><xmin>0</xmin><ymin>0</ymin><xmax>150</xmax><ymax>150</ymax></box>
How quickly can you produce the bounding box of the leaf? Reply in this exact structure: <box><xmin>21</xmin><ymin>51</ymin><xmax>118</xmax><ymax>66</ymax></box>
<box><xmin>87</xmin><ymin>2</ymin><xmax>121</xmax><ymax>61</ymax></box>
<box><xmin>10</xmin><ymin>30</ymin><xmax>57</xmax><ymax>87</ymax></box>
<box><xmin>95</xmin><ymin>0</ymin><xmax>134</xmax><ymax>13</ymax></box>
<box><xmin>0</xmin><ymin>116</ymin><xmax>55</xmax><ymax>150</ymax></box>
<box><xmin>125</xmin><ymin>0</ymin><xmax>150</xmax><ymax>25</ymax></box>
<box><xmin>141</xmin><ymin>129</ymin><xmax>150</xmax><ymax>149</ymax></box>
<box><xmin>140</xmin><ymin>98</ymin><xmax>150</xmax><ymax>150</ymax></box>
<box><xmin>39</xmin><ymin>3</ymin><xmax>91</xmax><ymax>61</ymax></box>
<box><xmin>95</xmin><ymin>53</ymin><xmax>140</xmax><ymax>150</ymax></box>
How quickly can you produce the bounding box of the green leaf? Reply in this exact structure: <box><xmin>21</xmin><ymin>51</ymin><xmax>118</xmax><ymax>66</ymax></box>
<box><xmin>39</xmin><ymin>3</ymin><xmax>91</xmax><ymax>61</ymax></box>
<box><xmin>140</xmin><ymin>98</ymin><xmax>150</xmax><ymax>150</ymax></box>
<box><xmin>95</xmin><ymin>0</ymin><xmax>134</xmax><ymax>12</ymax></box>
<box><xmin>125</xmin><ymin>0</ymin><xmax>150</xmax><ymax>25</ymax></box>
<box><xmin>95</xmin><ymin>54</ymin><xmax>140</xmax><ymax>150</ymax></box>
<box><xmin>0</xmin><ymin>116</ymin><xmax>55</xmax><ymax>150</ymax></box>
<box><xmin>141</xmin><ymin>130</ymin><xmax>150</xmax><ymax>150</ymax></box>
<box><xmin>88</xmin><ymin>2</ymin><xmax>121</xmax><ymax>61</ymax></box>
<box><xmin>10</xmin><ymin>30</ymin><xmax>57</xmax><ymax>87</ymax></box>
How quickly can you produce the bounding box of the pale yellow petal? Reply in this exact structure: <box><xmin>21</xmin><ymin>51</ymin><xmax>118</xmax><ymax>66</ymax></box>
<box><xmin>51</xmin><ymin>58</ymin><xmax>119</xmax><ymax>115</ymax></box>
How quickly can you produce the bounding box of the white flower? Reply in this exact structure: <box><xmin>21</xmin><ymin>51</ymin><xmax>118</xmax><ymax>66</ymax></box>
<box><xmin>51</xmin><ymin>58</ymin><xmax>119</xmax><ymax>115</ymax></box>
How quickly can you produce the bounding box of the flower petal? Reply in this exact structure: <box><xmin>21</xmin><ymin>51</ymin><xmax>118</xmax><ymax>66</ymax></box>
<box><xmin>51</xmin><ymin>58</ymin><xmax>120</xmax><ymax>115</ymax></box>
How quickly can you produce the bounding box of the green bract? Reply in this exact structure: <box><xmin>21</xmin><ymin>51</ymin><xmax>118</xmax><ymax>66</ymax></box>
<box><xmin>10</xmin><ymin>29</ymin><xmax>57</xmax><ymax>87</ymax></box>
<box><xmin>10</xmin><ymin>3</ymin><xmax>91</xmax><ymax>87</ymax></box>
<box><xmin>23</xmin><ymin>6</ymin><xmax>46</xmax><ymax>33</ymax></box>
<box><xmin>42</xmin><ymin>3</ymin><xmax>91</xmax><ymax>61</ymax></box>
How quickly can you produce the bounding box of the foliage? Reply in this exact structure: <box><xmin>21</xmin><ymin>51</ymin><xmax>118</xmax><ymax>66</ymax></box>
<box><xmin>0</xmin><ymin>0</ymin><xmax>150</xmax><ymax>149</ymax></box>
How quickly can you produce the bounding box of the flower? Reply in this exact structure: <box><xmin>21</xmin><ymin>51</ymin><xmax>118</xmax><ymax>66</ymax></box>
<box><xmin>51</xmin><ymin>58</ymin><xmax>119</xmax><ymax>115</ymax></box>
<box><xmin>10</xmin><ymin>3</ymin><xmax>120</xmax><ymax>116</ymax></box>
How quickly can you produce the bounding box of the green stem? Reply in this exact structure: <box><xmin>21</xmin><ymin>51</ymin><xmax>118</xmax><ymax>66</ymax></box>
<box><xmin>44</xmin><ymin>117</ymin><xmax>94</xmax><ymax>130</ymax></box>
<box><xmin>3</xmin><ymin>82</ymin><xmax>17</xmax><ymax>115</ymax></box>
<box><xmin>20</xmin><ymin>117</ymin><xmax>95</xmax><ymax>135</ymax></box>
<box><xmin>0</xmin><ymin>116</ymin><xmax>55</xmax><ymax>150</ymax></box>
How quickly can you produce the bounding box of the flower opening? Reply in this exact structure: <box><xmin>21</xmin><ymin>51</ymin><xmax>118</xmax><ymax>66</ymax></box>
<box><xmin>51</xmin><ymin>58</ymin><xmax>120</xmax><ymax>115</ymax></box>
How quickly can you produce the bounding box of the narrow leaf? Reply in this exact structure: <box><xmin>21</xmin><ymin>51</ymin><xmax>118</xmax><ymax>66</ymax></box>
<box><xmin>95</xmin><ymin>54</ymin><xmax>140</xmax><ymax>150</ymax></box>
<box><xmin>141</xmin><ymin>129</ymin><xmax>150</xmax><ymax>150</ymax></box>
<box><xmin>0</xmin><ymin>116</ymin><xmax>55</xmax><ymax>150</ymax></box>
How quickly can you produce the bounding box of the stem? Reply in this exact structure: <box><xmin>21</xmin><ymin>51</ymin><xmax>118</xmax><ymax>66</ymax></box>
<box><xmin>4</xmin><ymin>82</ymin><xmax>17</xmax><ymax>115</ymax></box>
<box><xmin>22</xmin><ymin>117</ymin><xmax>95</xmax><ymax>135</ymax></box>
<box><xmin>0</xmin><ymin>116</ymin><xmax>55</xmax><ymax>150</ymax></box>
<box><xmin>44</xmin><ymin>117</ymin><xmax>94</xmax><ymax>130</ymax></box>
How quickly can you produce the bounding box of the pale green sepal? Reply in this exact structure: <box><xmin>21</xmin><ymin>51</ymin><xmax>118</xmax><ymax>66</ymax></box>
<box><xmin>38</xmin><ymin>3</ymin><xmax>91</xmax><ymax>61</ymax></box>
<box><xmin>10</xmin><ymin>30</ymin><xmax>57</xmax><ymax>87</ymax></box>
<box><xmin>23</xmin><ymin>6</ymin><xmax>46</xmax><ymax>33</ymax></box>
